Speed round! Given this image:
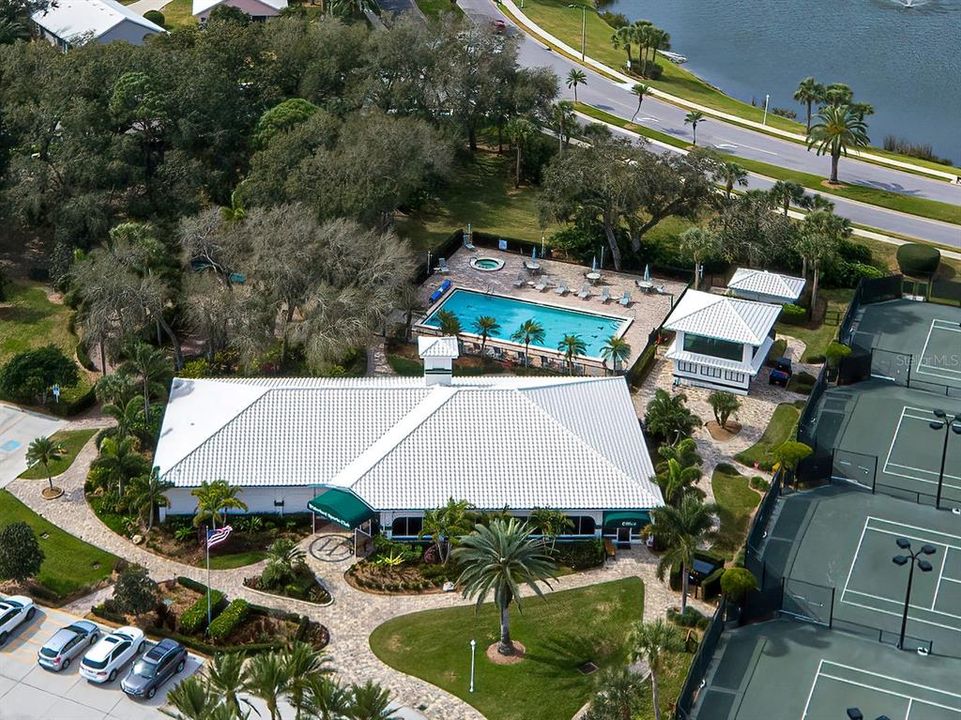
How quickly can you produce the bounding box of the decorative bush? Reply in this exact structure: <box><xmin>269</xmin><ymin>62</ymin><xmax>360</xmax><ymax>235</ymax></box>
<box><xmin>667</xmin><ymin>605</ymin><xmax>710</xmax><ymax>629</ymax></box>
<box><xmin>553</xmin><ymin>539</ymin><xmax>605</xmax><ymax>570</ymax></box>
<box><xmin>779</xmin><ymin>303</ymin><xmax>807</xmax><ymax>326</ymax></box>
<box><xmin>143</xmin><ymin>9</ymin><xmax>164</xmax><ymax>25</ymax></box>
<box><xmin>749</xmin><ymin>476</ymin><xmax>771</xmax><ymax>491</ymax></box>
<box><xmin>720</xmin><ymin>567</ymin><xmax>758</xmax><ymax>602</ymax></box>
<box><xmin>179</xmin><ymin>589</ymin><xmax>225</xmax><ymax>635</ymax></box>
<box><xmin>896</xmin><ymin>243</ymin><xmax>940</xmax><ymax>278</ymax></box>
<box><xmin>208</xmin><ymin>599</ymin><xmax>249</xmax><ymax>642</ymax></box>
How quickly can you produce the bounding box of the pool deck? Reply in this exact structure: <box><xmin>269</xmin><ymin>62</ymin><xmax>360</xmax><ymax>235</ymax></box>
<box><xmin>416</xmin><ymin>247</ymin><xmax>688</xmax><ymax>372</ymax></box>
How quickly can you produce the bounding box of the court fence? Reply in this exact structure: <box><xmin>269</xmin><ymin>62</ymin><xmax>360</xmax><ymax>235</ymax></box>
<box><xmin>838</xmin><ymin>274</ymin><xmax>905</xmax><ymax>348</ymax></box>
<box><xmin>674</xmin><ymin>599</ymin><xmax>727</xmax><ymax>720</ymax></box>
<box><xmin>745</xmin><ymin>469</ymin><xmax>784</xmax><ymax>571</ymax></box>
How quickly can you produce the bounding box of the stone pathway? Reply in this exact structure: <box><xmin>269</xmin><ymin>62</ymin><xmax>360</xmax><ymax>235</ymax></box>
<box><xmin>6</xmin><ymin>419</ymin><xmax>712</xmax><ymax>720</ymax></box>
<box><xmin>367</xmin><ymin>339</ymin><xmax>396</xmax><ymax>376</ymax></box>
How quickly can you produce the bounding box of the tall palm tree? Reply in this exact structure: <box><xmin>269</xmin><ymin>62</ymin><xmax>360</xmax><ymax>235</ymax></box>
<box><xmin>649</xmin><ymin>495</ymin><xmax>718</xmax><ymax>613</ymax></box>
<box><xmin>610</xmin><ymin>25</ymin><xmax>635</xmax><ymax>68</ymax></box>
<box><xmin>630</xmin><ymin>619</ymin><xmax>685</xmax><ymax>720</ymax></box>
<box><xmin>396</xmin><ymin>286</ymin><xmax>424</xmax><ymax>343</ymax></box>
<box><xmin>121</xmin><ymin>341</ymin><xmax>171</xmax><ymax>423</ymax></box>
<box><xmin>566</xmin><ymin>68</ymin><xmax>587</xmax><ymax>105</ymax></box>
<box><xmin>806</xmin><ymin>104</ymin><xmax>870</xmax><ymax>183</ymax></box>
<box><xmin>768</xmin><ymin>180</ymin><xmax>806</xmax><ymax>216</ymax></box>
<box><xmin>349</xmin><ymin>680</ymin><xmax>396</xmax><ymax>720</ymax></box>
<box><xmin>284</xmin><ymin>642</ymin><xmax>334</xmax><ymax>720</ymax></box>
<box><xmin>128</xmin><ymin>470</ymin><xmax>172</xmax><ymax>531</ymax></box>
<box><xmin>93</xmin><ymin>435</ymin><xmax>150</xmax><ymax>499</ymax></box>
<box><xmin>631</xmin><ymin>20</ymin><xmax>653</xmax><ymax>71</ymax></box>
<box><xmin>418</xmin><ymin>498</ymin><xmax>476</xmax><ymax>565</ymax></box>
<box><xmin>684</xmin><ymin>110</ymin><xmax>705</xmax><ymax>146</ymax></box>
<box><xmin>630</xmin><ymin>83</ymin><xmax>652</xmax><ymax>123</ymax></box>
<box><xmin>655</xmin><ymin>457</ymin><xmax>702</xmax><ymax>506</ymax></box>
<box><xmin>821</xmin><ymin>82</ymin><xmax>853</xmax><ymax>108</ymax></box>
<box><xmin>506</xmin><ymin>116</ymin><xmax>537</xmax><ymax>188</ymax></box>
<box><xmin>557</xmin><ymin>333</ymin><xmax>587</xmax><ymax>374</ymax></box>
<box><xmin>25</xmin><ymin>436</ymin><xmax>65</xmax><ymax>493</ymax></box>
<box><xmin>716</xmin><ymin>160</ymin><xmax>748</xmax><ymax>200</ymax></box>
<box><xmin>206</xmin><ymin>652</ymin><xmax>248</xmax><ymax>718</ymax></box>
<box><xmin>511</xmin><ymin>319</ymin><xmax>545</xmax><ymax>367</ymax></box>
<box><xmin>793</xmin><ymin>76</ymin><xmax>825</xmax><ymax>133</ymax></box>
<box><xmin>436</xmin><ymin>309</ymin><xmax>462</xmax><ymax>338</ymax></box>
<box><xmin>102</xmin><ymin>396</ymin><xmax>145</xmax><ymax>442</ymax></box>
<box><xmin>191</xmin><ymin>479</ymin><xmax>248</xmax><ymax>529</ymax></box>
<box><xmin>647</xmin><ymin>27</ymin><xmax>670</xmax><ymax>67</ymax></box>
<box><xmin>304</xmin><ymin>674</ymin><xmax>352</xmax><ymax>720</ymax></box>
<box><xmin>600</xmin><ymin>335</ymin><xmax>632</xmax><ymax>375</ymax></box>
<box><xmin>796</xmin><ymin>209</ymin><xmax>850</xmax><ymax>311</ymax></box>
<box><xmin>550</xmin><ymin>101</ymin><xmax>576</xmax><ymax>153</ymax></box>
<box><xmin>453</xmin><ymin>518</ymin><xmax>558</xmax><ymax>655</ymax></box>
<box><xmin>678</xmin><ymin>227</ymin><xmax>718</xmax><ymax>288</ymax></box>
<box><xmin>243</xmin><ymin>651</ymin><xmax>291</xmax><ymax>720</ymax></box>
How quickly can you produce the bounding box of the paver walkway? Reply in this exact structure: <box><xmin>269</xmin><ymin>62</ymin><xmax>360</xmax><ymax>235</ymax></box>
<box><xmin>6</xmin><ymin>418</ymin><xmax>712</xmax><ymax>720</ymax></box>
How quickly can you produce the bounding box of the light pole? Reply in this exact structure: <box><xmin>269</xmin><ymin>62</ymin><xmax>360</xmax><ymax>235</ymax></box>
<box><xmin>568</xmin><ymin>3</ymin><xmax>588</xmax><ymax>61</ymax></box>
<box><xmin>469</xmin><ymin>638</ymin><xmax>477</xmax><ymax>693</ymax></box>
<box><xmin>892</xmin><ymin>537</ymin><xmax>936</xmax><ymax>650</ymax></box>
<box><xmin>847</xmin><ymin>709</ymin><xmax>892</xmax><ymax>720</ymax></box>
<box><xmin>762</xmin><ymin>94</ymin><xmax>770</xmax><ymax>125</ymax></box>
<box><xmin>930</xmin><ymin>409</ymin><xmax>961</xmax><ymax>509</ymax></box>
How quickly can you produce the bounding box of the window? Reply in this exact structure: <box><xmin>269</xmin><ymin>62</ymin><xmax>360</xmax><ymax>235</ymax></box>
<box><xmin>677</xmin><ymin>360</ymin><xmax>698</xmax><ymax>374</ymax></box>
<box><xmin>391</xmin><ymin>517</ymin><xmax>423</xmax><ymax>537</ymax></box>
<box><xmin>683</xmin><ymin>334</ymin><xmax>743</xmax><ymax>361</ymax></box>
<box><xmin>699</xmin><ymin>365</ymin><xmax>722</xmax><ymax>378</ymax></box>
<box><xmin>568</xmin><ymin>516</ymin><xmax>596</xmax><ymax>535</ymax></box>
<box><xmin>724</xmin><ymin>370</ymin><xmax>745</xmax><ymax>383</ymax></box>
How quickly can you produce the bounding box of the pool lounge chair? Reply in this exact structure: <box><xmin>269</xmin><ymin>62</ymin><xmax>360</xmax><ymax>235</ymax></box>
<box><xmin>513</xmin><ymin>273</ymin><xmax>526</xmax><ymax>288</ymax></box>
<box><xmin>436</xmin><ymin>257</ymin><xmax>450</xmax><ymax>274</ymax></box>
<box><xmin>535</xmin><ymin>277</ymin><xmax>549</xmax><ymax>291</ymax></box>
<box><xmin>618</xmin><ymin>291</ymin><xmax>632</xmax><ymax>307</ymax></box>
<box><xmin>555</xmin><ymin>283</ymin><xmax>569</xmax><ymax>296</ymax></box>
<box><xmin>577</xmin><ymin>283</ymin><xmax>590</xmax><ymax>299</ymax></box>
<box><xmin>599</xmin><ymin>287</ymin><xmax>611</xmax><ymax>303</ymax></box>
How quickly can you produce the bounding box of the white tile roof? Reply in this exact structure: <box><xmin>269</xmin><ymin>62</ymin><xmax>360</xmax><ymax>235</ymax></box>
<box><xmin>192</xmin><ymin>0</ymin><xmax>287</xmax><ymax>15</ymax></box>
<box><xmin>728</xmin><ymin>268</ymin><xmax>805</xmax><ymax>302</ymax></box>
<box><xmin>155</xmin><ymin>375</ymin><xmax>661</xmax><ymax>512</ymax></box>
<box><xmin>664</xmin><ymin>290</ymin><xmax>781</xmax><ymax>346</ymax></box>
<box><xmin>32</xmin><ymin>0</ymin><xmax>164</xmax><ymax>42</ymax></box>
<box><xmin>418</xmin><ymin>336</ymin><xmax>459</xmax><ymax>358</ymax></box>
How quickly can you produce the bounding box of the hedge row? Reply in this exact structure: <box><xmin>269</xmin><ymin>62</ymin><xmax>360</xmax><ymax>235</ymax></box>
<box><xmin>179</xmin><ymin>588</ymin><xmax>226</xmax><ymax>635</ymax></box>
<box><xmin>779</xmin><ymin>304</ymin><xmax>806</xmax><ymax>326</ymax></box>
<box><xmin>208</xmin><ymin>599</ymin><xmax>250</xmax><ymax>642</ymax></box>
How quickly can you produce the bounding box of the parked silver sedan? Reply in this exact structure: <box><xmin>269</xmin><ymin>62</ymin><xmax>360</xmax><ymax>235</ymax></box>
<box><xmin>37</xmin><ymin>620</ymin><xmax>100</xmax><ymax>672</ymax></box>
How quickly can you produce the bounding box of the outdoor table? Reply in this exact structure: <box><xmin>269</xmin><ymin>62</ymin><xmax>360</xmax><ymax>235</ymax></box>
<box><xmin>524</xmin><ymin>260</ymin><xmax>541</xmax><ymax>273</ymax></box>
<box><xmin>586</xmin><ymin>271</ymin><xmax>601</xmax><ymax>284</ymax></box>
<box><xmin>637</xmin><ymin>280</ymin><xmax>655</xmax><ymax>292</ymax></box>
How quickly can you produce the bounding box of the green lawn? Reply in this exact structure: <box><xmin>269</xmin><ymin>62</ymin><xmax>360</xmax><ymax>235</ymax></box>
<box><xmin>370</xmin><ymin>578</ymin><xmax>645</xmax><ymax>720</ymax></box>
<box><xmin>711</xmin><ymin>464</ymin><xmax>761</xmax><ymax>560</ymax></box>
<box><xmin>18</xmin><ymin>429</ymin><xmax>97</xmax><ymax>481</ymax></box>
<box><xmin>0</xmin><ymin>281</ymin><xmax>79</xmax><ymax>366</ymax></box>
<box><xmin>397</xmin><ymin>151</ymin><xmax>558</xmax><ymax>252</ymax></box>
<box><xmin>734</xmin><ymin>403</ymin><xmax>800</xmax><ymax>470</ymax></box>
<box><xmin>160</xmin><ymin>0</ymin><xmax>197</xmax><ymax>28</ymax></box>
<box><xmin>775</xmin><ymin>288</ymin><xmax>853</xmax><ymax>362</ymax></box>
<box><xmin>207</xmin><ymin>549</ymin><xmax>267</xmax><ymax>570</ymax></box>
<box><xmin>0</xmin><ymin>490</ymin><xmax>117</xmax><ymax>601</ymax></box>
<box><xmin>414</xmin><ymin>0</ymin><xmax>462</xmax><ymax>19</ymax></box>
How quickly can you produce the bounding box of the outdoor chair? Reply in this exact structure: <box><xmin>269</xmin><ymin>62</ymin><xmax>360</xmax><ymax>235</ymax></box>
<box><xmin>513</xmin><ymin>274</ymin><xmax>526</xmax><ymax>288</ymax></box>
<box><xmin>619</xmin><ymin>291</ymin><xmax>632</xmax><ymax>307</ymax></box>
<box><xmin>534</xmin><ymin>277</ymin><xmax>549</xmax><ymax>291</ymax></box>
<box><xmin>436</xmin><ymin>257</ymin><xmax>450</xmax><ymax>274</ymax></box>
<box><xmin>577</xmin><ymin>283</ymin><xmax>590</xmax><ymax>299</ymax></box>
<box><xmin>555</xmin><ymin>283</ymin><xmax>569</xmax><ymax>296</ymax></box>
<box><xmin>599</xmin><ymin>287</ymin><xmax>611</xmax><ymax>303</ymax></box>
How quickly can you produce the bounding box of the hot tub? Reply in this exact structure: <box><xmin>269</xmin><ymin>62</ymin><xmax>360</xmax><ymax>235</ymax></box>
<box><xmin>469</xmin><ymin>256</ymin><xmax>505</xmax><ymax>272</ymax></box>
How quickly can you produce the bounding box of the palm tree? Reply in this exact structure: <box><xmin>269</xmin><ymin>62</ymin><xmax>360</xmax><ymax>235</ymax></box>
<box><xmin>650</xmin><ymin>495</ymin><xmax>718</xmax><ymax>613</ymax></box>
<box><xmin>806</xmin><ymin>104</ymin><xmax>870</xmax><ymax>183</ymax></box>
<box><xmin>472</xmin><ymin>317</ymin><xmax>500</xmax><ymax>356</ymax></box>
<box><xmin>600</xmin><ymin>335</ymin><xmax>632</xmax><ymax>375</ymax></box>
<box><xmin>453</xmin><ymin>518</ymin><xmax>558</xmax><ymax>655</ymax></box>
<box><xmin>587</xmin><ymin>668</ymin><xmax>644</xmax><ymax>720</ymax></box>
<box><xmin>243</xmin><ymin>651</ymin><xmax>291</xmax><ymax>720</ymax></box>
<box><xmin>396</xmin><ymin>286</ymin><xmax>424</xmax><ymax>343</ymax></box>
<box><xmin>656</xmin><ymin>457</ymin><xmax>702</xmax><ymax>506</ymax></box>
<box><xmin>684</xmin><ymin>110</ymin><xmax>705</xmax><ymax>146</ymax></box>
<box><xmin>821</xmin><ymin>82</ymin><xmax>853</xmax><ymax>108</ymax></box>
<box><xmin>206</xmin><ymin>652</ymin><xmax>248</xmax><ymax>718</ymax></box>
<box><xmin>630</xmin><ymin>83</ymin><xmax>652</xmax><ymax>123</ymax></box>
<box><xmin>128</xmin><ymin>470</ymin><xmax>172</xmax><ymax>531</ymax></box>
<box><xmin>557</xmin><ymin>333</ymin><xmax>587</xmax><ymax>374</ymax></box>
<box><xmin>304</xmin><ymin>675</ymin><xmax>352</xmax><ymax>720</ymax></box>
<box><xmin>262</xmin><ymin>537</ymin><xmax>308</xmax><ymax>588</ymax></box>
<box><xmin>678</xmin><ymin>227</ymin><xmax>718</xmax><ymax>288</ymax></box>
<box><xmin>631</xmin><ymin>20</ymin><xmax>653</xmax><ymax>71</ymax></box>
<box><xmin>529</xmin><ymin>508</ymin><xmax>574</xmax><ymax>551</ymax></box>
<box><xmin>644</xmin><ymin>389</ymin><xmax>701</xmax><ymax>444</ymax></box>
<box><xmin>793</xmin><ymin>76</ymin><xmax>825</xmax><ymax>133</ymax></box>
<box><xmin>611</xmin><ymin>26</ymin><xmax>635</xmax><ymax>69</ymax></box>
<box><xmin>25</xmin><ymin>436</ymin><xmax>65</xmax><ymax>494</ymax></box>
<box><xmin>161</xmin><ymin>676</ymin><xmax>215</xmax><ymax>720</ymax></box>
<box><xmin>768</xmin><ymin>180</ymin><xmax>806</xmax><ymax>216</ymax></box>
<box><xmin>630</xmin><ymin>619</ymin><xmax>685</xmax><ymax>720</ymax></box>
<box><xmin>506</xmin><ymin>116</ymin><xmax>537</xmax><ymax>188</ymax></box>
<box><xmin>796</xmin><ymin>209</ymin><xmax>850</xmax><ymax>311</ymax></box>
<box><xmin>220</xmin><ymin>185</ymin><xmax>247</xmax><ymax>224</ymax></box>
<box><xmin>716</xmin><ymin>160</ymin><xmax>748</xmax><ymax>200</ymax></box>
<box><xmin>102</xmin><ymin>396</ymin><xmax>145</xmax><ymax>442</ymax></box>
<box><xmin>550</xmin><ymin>101</ymin><xmax>576</xmax><ymax>153</ymax></box>
<box><xmin>92</xmin><ymin>435</ymin><xmax>150</xmax><ymax>499</ymax></box>
<box><xmin>349</xmin><ymin>680</ymin><xmax>396</xmax><ymax>720</ymax></box>
<box><xmin>647</xmin><ymin>27</ymin><xmax>670</xmax><ymax>67</ymax></box>
<box><xmin>656</xmin><ymin>437</ymin><xmax>701</xmax><ymax>474</ymax></box>
<box><xmin>121</xmin><ymin>341</ymin><xmax>171</xmax><ymax>423</ymax></box>
<box><xmin>95</xmin><ymin>370</ymin><xmax>138</xmax><ymax>407</ymax></box>
<box><xmin>511</xmin><ymin>319</ymin><xmax>545</xmax><ymax>367</ymax></box>
<box><xmin>436</xmin><ymin>309</ymin><xmax>462</xmax><ymax>338</ymax></box>
<box><xmin>284</xmin><ymin>642</ymin><xmax>334</xmax><ymax>720</ymax></box>
<box><xmin>191</xmin><ymin>479</ymin><xmax>248</xmax><ymax>530</ymax></box>
<box><xmin>418</xmin><ymin>498</ymin><xmax>476</xmax><ymax>565</ymax></box>
<box><xmin>566</xmin><ymin>68</ymin><xmax>587</xmax><ymax>104</ymax></box>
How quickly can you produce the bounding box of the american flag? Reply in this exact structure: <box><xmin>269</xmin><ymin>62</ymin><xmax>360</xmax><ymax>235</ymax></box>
<box><xmin>206</xmin><ymin>525</ymin><xmax>233</xmax><ymax>549</ymax></box>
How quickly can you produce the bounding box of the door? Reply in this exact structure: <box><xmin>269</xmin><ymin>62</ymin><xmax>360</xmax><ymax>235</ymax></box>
<box><xmin>616</xmin><ymin>527</ymin><xmax>632</xmax><ymax>545</ymax></box>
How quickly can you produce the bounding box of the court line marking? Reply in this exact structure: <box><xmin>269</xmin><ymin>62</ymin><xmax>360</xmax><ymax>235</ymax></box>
<box><xmin>868</xmin><ymin>516</ymin><xmax>961</xmax><ymax>543</ymax></box>
<box><xmin>916</xmin><ymin>320</ymin><xmax>961</xmax><ymax>379</ymax></box>
<box><xmin>844</xmin><ymin>588</ymin><xmax>961</xmax><ymax>621</ymax></box>
<box><xmin>841</xmin><ymin>596</ymin><xmax>961</xmax><ymax>633</ymax></box>
<box><xmin>881</xmin><ymin>407</ymin><xmax>961</xmax><ymax>485</ymax></box>
<box><xmin>933</xmin><ymin>549</ymin><xmax>950</xmax><ymax>610</ymax></box>
<box><xmin>802</xmin><ymin>660</ymin><xmax>961</xmax><ymax>718</ymax></box>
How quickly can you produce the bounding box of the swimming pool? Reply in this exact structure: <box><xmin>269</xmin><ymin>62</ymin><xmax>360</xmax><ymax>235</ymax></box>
<box><xmin>422</xmin><ymin>288</ymin><xmax>630</xmax><ymax>358</ymax></box>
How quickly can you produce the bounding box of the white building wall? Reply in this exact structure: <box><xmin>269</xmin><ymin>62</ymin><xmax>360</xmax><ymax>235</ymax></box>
<box><xmin>98</xmin><ymin>20</ymin><xmax>163</xmax><ymax>45</ymax></box>
<box><xmin>160</xmin><ymin>485</ymin><xmax>320</xmax><ymax>521</ymax></box>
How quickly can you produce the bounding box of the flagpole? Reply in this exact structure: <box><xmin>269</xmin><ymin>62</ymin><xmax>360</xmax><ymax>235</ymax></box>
<box><xmin>206</xmin><ymin>528</ymin><xmax>211</xmax><ymax>630</ymax></box>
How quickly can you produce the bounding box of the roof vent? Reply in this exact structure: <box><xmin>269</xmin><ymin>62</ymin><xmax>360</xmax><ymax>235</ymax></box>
<box><xmin>417</xmin><ymin>336</ymin><xmax>459</xmax><ymax>386</ymax></box>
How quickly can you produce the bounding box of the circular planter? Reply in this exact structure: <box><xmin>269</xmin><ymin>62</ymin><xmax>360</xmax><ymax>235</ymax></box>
<box><xmin>41</xmin><ymin>487</ymin><xmax>64</xmax><ymax>500</ymax></box>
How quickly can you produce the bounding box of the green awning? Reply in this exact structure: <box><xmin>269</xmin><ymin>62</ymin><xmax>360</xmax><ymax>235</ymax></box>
<box><xmin>603</xmin><ymin>511</ymin><xmax>651</xmax><ymax>531</ymax></box>
<box><xmin>308</xmin><ymin>489</ymin><xmax>375</xmax><ymax>530</ymax></box>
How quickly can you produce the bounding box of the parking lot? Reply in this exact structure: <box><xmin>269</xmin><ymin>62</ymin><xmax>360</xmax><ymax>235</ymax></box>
<box><xmin>0</xmin><ymin>604</ymin><xmax>203</xmax><ymax>720</ymax></box>
<box><xmin>0</xmin><ymin>404</ymin><xmax>63</xmax><ymax>488</ymax></box>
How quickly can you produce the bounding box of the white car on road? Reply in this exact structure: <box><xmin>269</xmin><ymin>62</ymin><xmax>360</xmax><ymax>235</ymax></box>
<box><xmin>0</xmin><ymin>595</ymin><xmax>36</xmax><ymax>645</ymax></box>
<box><xmin>80</xmin><ymin>626</ymin><xmax>145</xmax><ymax>683</ymax></box>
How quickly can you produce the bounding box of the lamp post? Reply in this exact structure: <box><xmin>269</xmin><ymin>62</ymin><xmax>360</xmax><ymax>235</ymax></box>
<box><xmin>762</xmin><ymin>94</ymin><xmax>770</xmax><ymax>125</ymax></box>
<box><xmin>930</xmin><ymin>409</ymin><xmax>961</xmax><ymax>509</ymax></box>
<box><xmin>846</xmin><ymin>709</ymin><xmax>892</xmax><ymax>720</ymax></box>
<box><xmin>568</xmin><ymin>4</ymin><xmax>588</xmax><ymax>61</ymax></box>
<box><xmin>892</xmin><ymin>537</ymin><xmax>936</xmax><ymax>650</ymax></box>
<box><xmin>469</xmin><ymin>638</ymin><xmax>477</xmax><ymax>693</ymax></box>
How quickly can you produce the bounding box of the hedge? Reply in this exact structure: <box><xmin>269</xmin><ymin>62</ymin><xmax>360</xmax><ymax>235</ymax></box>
<box><xmin>179</xmin><ymin>589</ymin><xmax>226</xmax><ymax>635</ymax></box>
<box><xmin>208</xmin><ymin>599</ymin><xmax>250</xmax><ymax>643</ymax></box>
<box><xmin>779</xmin><ymin>304</ymin><xmax>806</xmax><ymax>326</ymax></box>
<box><xmin>143</xmin><ymin>9</ymin><xmax>165</xmax><ymax>25</ymax></box>
<box><xmin>553</xmin><ymin>539</ymin><xmax>605</xmax><ymax>571</ymax></box>
<box><xmin>896</xmin><ymin>243</ymin><xmax>940</xmax><ymax>278</ymax></box>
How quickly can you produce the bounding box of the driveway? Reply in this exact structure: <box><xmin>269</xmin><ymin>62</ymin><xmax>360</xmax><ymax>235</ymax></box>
<box><xmin>0</xmin><ymin>604</ymin><xmax>203</xmax><ymax>720</ymax></box>
<box><xmin>0</xmin><ymin>404</ymin><xmax>64</xmax><ymax>488</ymax></box>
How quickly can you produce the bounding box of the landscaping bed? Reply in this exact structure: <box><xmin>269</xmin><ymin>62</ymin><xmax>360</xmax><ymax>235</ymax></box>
<box><xmin>18</xmin><ymin>429</ymin><xmax>97</xmax><ymax>480</ymax></box>
<box><xmin>734</xmin><ymin>403</ymin><xmax>801</xmax><ymax>470</ymax></box>
<box><xmin>244</xmin><ymin>565</ymin><xmax>332</xmax><ymax>605</ymax></box>
<box><xmin>711</xmin><ymin>464</ymin><xmax>763</xmax><ymax>560</ymax></box>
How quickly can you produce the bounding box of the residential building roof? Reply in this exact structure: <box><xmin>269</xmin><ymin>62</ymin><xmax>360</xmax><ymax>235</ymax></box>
<box><xmin>663</xmin><ymin>290</ymin><xmax>781</xmax><ymax>346</ymax></box>
<box><xmin>32</xmin><ymin>0</ymin><xmax>164</xmax><ymax>43</ymax></box>
<box><xmin>154</xmin><ymin>375</ymin><xmax>661</xmax><ymax>512</ymax></box>
<box><xmin>728</xmin><ymin>268</ymin><xmax>805</xmax><ymax>302</ymax></box>
<box><xmin>418</xmin><ymin>336</ymin><xmax>459</xmax><ymax>358</ymax></box>
<box><xmin>192</xmin><ymin>0</ymin><xmax>287</xmax><ymax>15</ymax></box>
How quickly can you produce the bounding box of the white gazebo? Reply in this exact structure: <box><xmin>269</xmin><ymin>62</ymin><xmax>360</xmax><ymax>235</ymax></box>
<box><xmin>727</xmin><ymin>268</ymin><xmax>806</xmax><ymax>305</ymax></box>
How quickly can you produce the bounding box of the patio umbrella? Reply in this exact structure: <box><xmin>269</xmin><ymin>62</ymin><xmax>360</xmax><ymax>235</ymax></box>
<box><xmin>643</xmin><ymin>264</ymin><xmax>651</xmax><ymax>282</ymax></box>
<box><xmin>592</xmin><ymin>256</ymin><xmax>597</xmax><ymax>272</ymax></box>
<box><xmin>531</xmin><ymin>246</ymin><xmax>537</xmax><ymax>260</ymax></box>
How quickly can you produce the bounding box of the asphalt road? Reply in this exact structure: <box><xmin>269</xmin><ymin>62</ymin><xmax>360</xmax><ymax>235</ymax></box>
<box><xmin>459</xmin><ymin>0</ymin><xmax>961</xmax><ymax>248</ymax></box>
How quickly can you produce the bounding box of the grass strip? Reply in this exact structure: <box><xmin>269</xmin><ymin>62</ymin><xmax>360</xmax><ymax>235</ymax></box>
<box><xmin>18</xmin><ymin>429</ymin><xmax>97</xmax><ymax>480</ymax></box>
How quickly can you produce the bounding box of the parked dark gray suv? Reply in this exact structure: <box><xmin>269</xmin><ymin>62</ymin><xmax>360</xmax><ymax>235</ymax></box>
<box><xmin>120</xmin><ymin>638</ymin><xmax>187</xmax><ymax>700</ymax></box>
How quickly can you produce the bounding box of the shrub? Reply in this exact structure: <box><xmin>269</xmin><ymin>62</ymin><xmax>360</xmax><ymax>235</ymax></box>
<box><xmin>897</xmin><ymin>243</ymin><xmax>940</xmax><ymax>278</ymax></box>
<box><xmin>720</xmin><ymin>566</ymin><xmax>758</xmax><ymax>602</ymax></box>
<box><xmin>667</xmin><ymin>605</ymin><xmax>710</xmax><ymax>629</ymax></box>
<box><xmin>0</xmin><ymin>522</ymin><xmax>44</xmax><ymax>582</ymax></box>
<box><xmin>143</xmin><ymin>9</ymin><xmax>165</xmax><ymax>25</ymax></box>
<box><xmin>779</xmin><ymin>304</ymin><xmax>807</xmax><ymax>326</ymax></box>
<box><xmin>113</xmin><ymin>565</ymin><xmax>158</xmax><ymax>618</ymax></box>
<box><xmin>92</xmin><ymin>600</ymin><xmax>126</xmax><ymax>624</ymax></box>
<box><xmin>766</xmin><ymin>338</ymin><xmax>788</xmax><ymax>365</ymax></box>
<box><xmin>701</xmin><ymin>567</ymin><xmax>725</xmax><ymax>601</ymax></box>
<box><xmin>749</xmin><ymin>476</ymin><xmax>770</xmax><ymax>491</ymax></box>
<box><xmin>207</xmin><ymin>599</ymin><xmax>250</xmax><ymax>642</ymax></box>
<box><xmin>806</xmin><ymin>353</ymin><xmax>826</xmax><ymax>364</ymax></box>
<box><xmin>0</xmin><ymin>346</ymin><xmax>80</xmax><ymax>405</ymax></box>
<box><xmin>179</xmin><ymin>589</ymin><xmax>226</xmax><ymax>635</ymax></box>
<box><xmin>635</xmin><ymin>59</ymin><xmax>663</xmax><ymax>80</ymax></box>
<box><xmin>553</xmin><ymin>539</ymin><xmax>605</xmax><ymax>570</ymax></box>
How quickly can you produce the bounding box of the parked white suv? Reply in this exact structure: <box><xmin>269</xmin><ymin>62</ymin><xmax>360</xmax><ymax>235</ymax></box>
<box><xmin>0</xmin><ymin>595</ymin><xmax>36</xmax><ymax>645</ymax></box>
<box><xmin>80</xmin><ymin>626</ymin><xmax>145</xmax><ymax>683</ymax></box>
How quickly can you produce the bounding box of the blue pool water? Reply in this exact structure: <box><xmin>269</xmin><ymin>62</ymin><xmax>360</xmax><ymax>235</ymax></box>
<box><xmin>423</xmin><ymin>289</ymin><xmax>629</xmax><ymax>358</ymax></box>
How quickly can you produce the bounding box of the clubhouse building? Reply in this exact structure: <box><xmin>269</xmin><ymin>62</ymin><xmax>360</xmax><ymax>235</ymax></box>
<box><xmin>154</xmin><ymin>338</ymin><xmax>663</xmax><ymax>545</ymax></box>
